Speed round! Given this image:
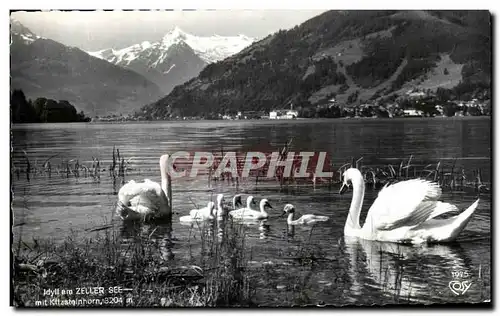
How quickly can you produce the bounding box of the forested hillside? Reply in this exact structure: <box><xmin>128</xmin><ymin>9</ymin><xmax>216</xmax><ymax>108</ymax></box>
<box><xmin>140</xmin><ymin>10</ymin><xmax>490</xmax><ymax>119</ymax></box>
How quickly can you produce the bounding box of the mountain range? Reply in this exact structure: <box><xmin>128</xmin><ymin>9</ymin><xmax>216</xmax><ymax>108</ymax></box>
<box><xmin>88</xmin><ymin>27</ymin><xmax>255</xmax><ymax>93</ymax></box>
<box><xmin>10</xmin><ymin>20</ymin><xmax>254</xmax><ymax>117</ymax></box>
<box><xmin>10</xmin><ymin>19</ymin><xmax>163</xmax><ymax>116</ymax></box>
<box><xmin>141</xmin><ymin>10</ymin><xmax>491</xmax><ymax>119</ymax></box>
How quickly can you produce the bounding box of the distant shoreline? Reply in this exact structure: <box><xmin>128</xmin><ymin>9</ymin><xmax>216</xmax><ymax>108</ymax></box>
<box><xmin>11</xmin><ymin>115</ymin><xmax>490</xmax><ymax>126</ymax></box>
<box><xmin>89</xmin><ymin>115</ymin><xmax>491</xmax><ymax>123</ymax></box>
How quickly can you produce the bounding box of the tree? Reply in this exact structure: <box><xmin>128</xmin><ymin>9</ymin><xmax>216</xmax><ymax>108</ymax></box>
<box><xmin>436</xmin><ymin>87</ymin><xmax>453</xmax><ymax>102</ymax></box>
<box><xmin>10</xmin><ymin>89</ymin><xmax>38</xmax><ymax>123</ymax></box>
<box><xmin>11</xmin><ymin>90</ymin><xmax>90</xmax><ymax>123</ymax></box>
<box><xmin>33</xmin><ymin>98</ymin><xmax>48</xmax><ymax>121</ymax></box>
<box><xmin>361</xmin><ymin>106</ymin><xmax>373</xmax><ymax>117</ymax></box>
<box><xmin>414</xmin><ymin>98</ymin><xmax>439</xmax><ymax>116</ymax></box>
<box><xmin>442</xmin><ymin>102</ymin><xmax>458</xmax><ymax>117</ymax></box>
<box><xmin>346</xmin><ymin>90</ymin><xmax>359</xmax><ymax>104</ymax></box>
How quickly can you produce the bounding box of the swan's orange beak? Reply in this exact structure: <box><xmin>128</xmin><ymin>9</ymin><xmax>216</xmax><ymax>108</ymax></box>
<box><xmin>339</xmin><ymin>182</ymin><xmax>349</xmax><ymax>195</ymax></box>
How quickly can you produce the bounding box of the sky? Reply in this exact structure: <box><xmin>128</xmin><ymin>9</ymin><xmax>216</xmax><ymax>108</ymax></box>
<box><xmin>10</xmin><ymin>10</ymin><xmax>326</xmax><ymax>51</ymax></box>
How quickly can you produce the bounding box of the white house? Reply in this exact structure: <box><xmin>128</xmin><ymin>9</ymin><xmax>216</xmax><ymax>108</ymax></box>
<box><xmin>403</xmin><ymin>109</ymin><xmax>423</xmax><ymax>117</ymax></box>
<box><xmin>269</xmin><ymin>109</ymin><xmax>298</xmax><ymax>119</ymax></box>
<box><xmin>285</xmin><ymin>110</ymin><xmax>299</xmax><ymax>119</ymax></box>
<box><xmin>269</xmin><ymin>103</ymin><xmax>299</xmax><ymax>119</ymax></box>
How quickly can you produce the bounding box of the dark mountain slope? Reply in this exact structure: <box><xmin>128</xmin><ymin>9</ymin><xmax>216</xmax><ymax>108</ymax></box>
<box><xmin>10</xmin><ymin>21</ymin><xmax>163</xmax><ymax>116</ymax></box>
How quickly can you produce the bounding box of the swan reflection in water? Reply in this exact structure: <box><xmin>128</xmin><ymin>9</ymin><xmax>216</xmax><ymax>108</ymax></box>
<box><xmin>179</xmin><ymin>216</ymin><xmax>223</xmax><ymax>241</ymax></box>
<box><xmin>119</xmin><ymin>218</ymin><xmax>174</xmax><ymax>262</ymax></box>
<box><xmin>342</xmin><ymin>236</ymin><xmax>481</xmax><ymax>304</ymax></box>
<box><xmin>258</xmin><ymin>220</ymin><xmax>270</xmax><ymax>239</ymax></box>
<box><xmin>234</xmin><ymin>219</ymin><xmax>270</xmax><ymax>239</ymax></box>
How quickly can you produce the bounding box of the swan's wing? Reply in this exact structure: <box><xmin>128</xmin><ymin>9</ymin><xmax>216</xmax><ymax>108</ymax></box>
<box><xmin>117</xmin><ymin>180</ymin><xmax>163</xmax><ymax>213</ymax></box>
<box><xmin>366</xmin><ymin>179</ymin><xmax>449</xmax><ymax>230</ymax></box>
<box><xmin>308</xmin><ymin>214</ymin><xmax>329</xmax><ymax>222</ymax></box>
<box><xmin>228</xmin><ymin>208</ymin><xmax>246</xmax><ymax>217</ymax></box>
<box><xmin>298</xmin><ymin>214</ymin><xmax>329</xmax><ymax>224</ymax></box>
<box><xmin>229</xmin><ymin>208</ymin><xmax>259</xmax><ymax>218</ymax></box>
<box><xmin>129</xmin><ymin>195</ymin><xmax>160</xmax><ymax>213</ymax></box>
<box><xmin>190</xmin><ymin>208</ymin><xmax>203</xmax><ymax>218</ymax></box>
<box><xmin>118</xmin><ymin>180</ymin><xmax>162</xmax><ymax>200</ymax></box>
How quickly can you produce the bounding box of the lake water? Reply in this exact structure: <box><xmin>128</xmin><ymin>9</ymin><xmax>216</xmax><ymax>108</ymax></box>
<box><xmin>11</xmin><ymin>117</ymin><xmax>491</xmax><ymax>306</ymax></box>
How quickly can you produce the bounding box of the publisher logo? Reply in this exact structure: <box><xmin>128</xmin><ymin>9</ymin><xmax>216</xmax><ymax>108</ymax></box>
<box><xmin>449</xmin><ymin>270</ymin><xmax>472</xmax><ymax>296</ymax></box>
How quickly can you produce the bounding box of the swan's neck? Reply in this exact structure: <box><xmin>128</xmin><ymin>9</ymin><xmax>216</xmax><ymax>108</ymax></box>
<box><xmin>161</xmin><ymin>174</ymin><xmax>172</xmax><ymax>205</ymax></box>
<box><xmin>287</xmin><ymin>212</ymin><xmax>295</xmax><ymax>224</ymax></box>
<box><xmin>217</xmin><ymin>200</ymin><xmax>224</xmax><ymax>212</ymax></box>
<box><xmin>259</xmin><ymin>205</ymin><xmax>268</xmax><ymax>217</ymax></box>
<box><xmin>160</xmin><ymin>158</ymin><xmax>172</xmax><ymax>214</ymax></box>
<box><xmin>345</xmin><ymin>178</ymin><xmax>364</xmax><ymax>232</ymax></box>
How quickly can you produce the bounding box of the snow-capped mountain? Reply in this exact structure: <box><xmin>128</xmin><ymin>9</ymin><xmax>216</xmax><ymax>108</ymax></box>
<box><xmin>10</xmin><ymin>18</ymin><xmax>44</xmax><ymax>44</ymax></box>
<box><xmin>89</xmin><ymin>27</ymin><xmax>254</xmax><ymax>93</ymax></box>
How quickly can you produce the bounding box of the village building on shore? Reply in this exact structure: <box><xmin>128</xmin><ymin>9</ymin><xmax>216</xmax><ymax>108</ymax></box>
<box><xmin>269</xmin><ymin>103</ymin><xmax>299</xmax><ymax>119</ymax></box>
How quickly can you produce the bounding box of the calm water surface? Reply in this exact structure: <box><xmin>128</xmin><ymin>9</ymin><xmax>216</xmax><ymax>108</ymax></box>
<box><xmin>11</xmin><ymin>117</ymin><xmax>491</xmax><ymax>306</ymax></box>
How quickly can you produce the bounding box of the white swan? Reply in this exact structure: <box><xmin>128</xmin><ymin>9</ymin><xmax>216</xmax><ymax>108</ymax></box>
<box><xmin>282</xmin><ymin>204</ymin><xmax>329</xmax><ymax>225</ymax></box>
<box><xmin>340</xmin><ymin>168</ymin><xmax>480</xmax><ymax>244</ymax></box>
<box><xmin>190</xmin><ymin>201</ymin><xmax>216</xmax><ymax>220</ymax></box>
<box><xmin>179</xmin><ymin>201</ymin><xmax>216</xmax><ymax>222</ymax></box>
<box><xmin>228</xmin><ymin>195</ymin><xmax>256</xmax><ymax>217</ymax></box>
<box><xmin>229</xmin><ymin>197</ymin><xmax>273</xmax><ymax>220</ymax></box>
<box><xmin>116</xmin><ymin>154</ymin><xmax>172</xmax><ymax>221</ymax></box>
<box><xmin>213</xmin><ymin>193</ymin><xmax>242</xmax><ymax>219</ymax></box>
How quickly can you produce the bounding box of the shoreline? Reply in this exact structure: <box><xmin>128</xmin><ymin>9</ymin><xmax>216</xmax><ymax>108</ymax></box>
<box><xmin>10</xmin><ymin>115</ymin><xmax>492</xmax><ymax>126</ymax></box>
<box><xmin>88</xmin><ymin>114</ymin><xmax>493</xmax><ymax>123</ymax></box>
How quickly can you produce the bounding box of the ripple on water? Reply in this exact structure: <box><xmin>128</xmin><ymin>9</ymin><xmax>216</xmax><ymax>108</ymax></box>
<box><xmin>11</xmin><ymin>119</ymin><xmax>491</xmax><ymax>306</ymax></box>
